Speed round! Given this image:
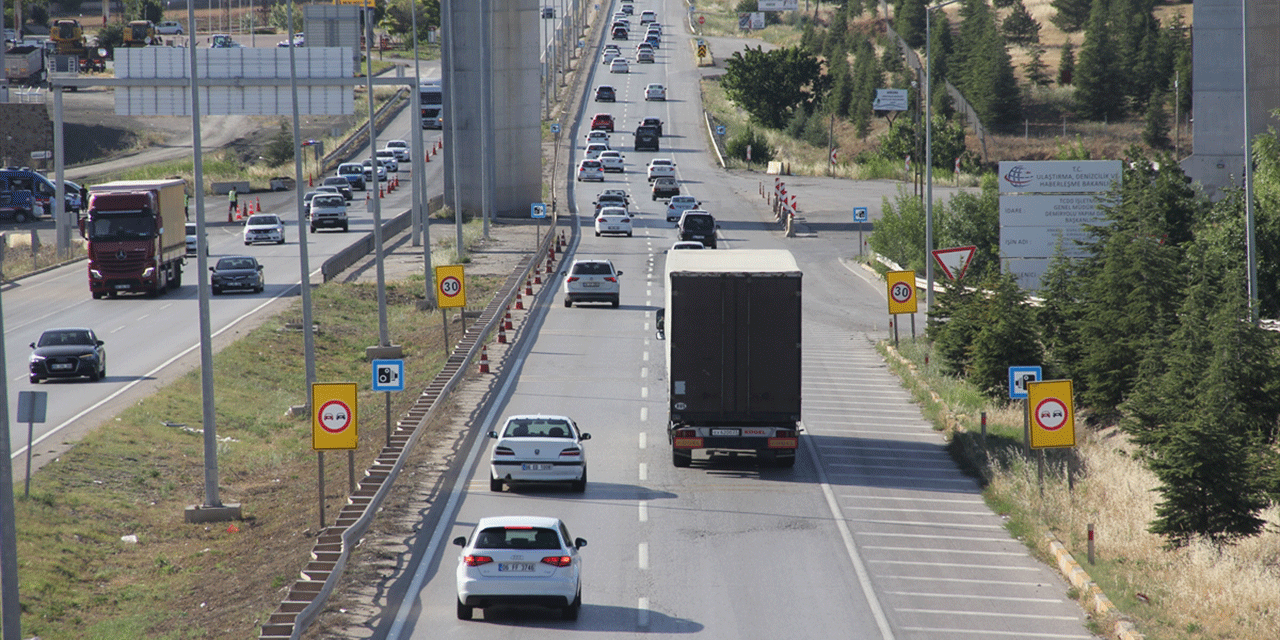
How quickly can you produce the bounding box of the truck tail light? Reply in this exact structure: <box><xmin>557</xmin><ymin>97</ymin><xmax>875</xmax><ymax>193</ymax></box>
<box><xmin>541</xmin><ymin>556</ymin><xmax>572</xmax><ymax>567</ymax></box>
<box><xmin>463</xmin><ymin>555</ymin><xmax>493</xmax><ymax>567</ymax></box>
<box><xmin>675</xmin><ymin>429</ymin><xmax>696</xmax><ymax>438</ymax></box>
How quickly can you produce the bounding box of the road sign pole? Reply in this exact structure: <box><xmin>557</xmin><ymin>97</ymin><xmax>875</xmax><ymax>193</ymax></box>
<box><xmin>1023</xmin><ymin>400</ymin><xmax>1030</xmax><ymax>456</ymax></box>
<box><xmin>25</xmin><ymin>420</ymin><xmax>34</xmax><ymax>497</ymax></box>
<box><xmin>348</xmin><ymin>450</ymin><xmax>355</xmax><ymax>494</ymax></box>
<box><xmin>386</xmin><ymin>391</ymin><xmax>392</xmax><ymax>446</ymax></box>
<box><xmin>441</xmin><ymin>309</ymin><xmax>449</xmax><ymax>351</ymax></box>
<box><xmin>317</xmin><ymin>451</ymin><xmax>326</xmax><ymax>528</ymax></box>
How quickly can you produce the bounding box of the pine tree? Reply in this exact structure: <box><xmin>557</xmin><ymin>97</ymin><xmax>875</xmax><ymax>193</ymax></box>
<box><xmin>1001</xmin><ymin>0</ymin><xmax>1041</xmax><ymax>46</ymax></box>
<box><xmin>968</xmin><ymin>272</ymin><xmax>1045</xmax><ymax>396</ymax></box>
<box><xmin>896</xmin><ymin>0</ymin><xmax>928</xmax><ymax>48</ymax></box>
<box><xmin>1073</xmin><ymin>0</ymin><xmax>1125</xmax><ymax>120</ymax></box>
<box><xmin>926</xmin><ymin>275</ymin><xmax>983</xmax><ymax>378</ymax></box>
<box><xmin>1024</xmin><ymin>44</ymin><xmax>1051</xmax><ymax>87</ymax></box>
<box><xmin>1057</xmin><ymin>40</ymin><xmax>1075</xmax><ymax>86</ymax></box>
<box><xmin>1142</xmin><ymin>91</ymin><xmax>1170</xmax><ymax>149</ymax></box>
<box><xmin>927</xmin><ymin>10</ymin><xmax>953</xmax><ymax>85</ymax></box>
<box><xmin>1050</xmin><ymin>0</ymin><xmax>1091</xmax><ymax>32</ymax></box>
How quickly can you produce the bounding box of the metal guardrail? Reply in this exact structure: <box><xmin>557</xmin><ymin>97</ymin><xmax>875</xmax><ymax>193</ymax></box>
<box><xmin>260</xmin><ymin>213</ymin><xmax>563</xmax><ymax>640</ymax></box>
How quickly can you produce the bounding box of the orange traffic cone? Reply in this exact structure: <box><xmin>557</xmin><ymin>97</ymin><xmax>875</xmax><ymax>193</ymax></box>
<box><xmin>255</xmin><ymin>197</ymin><xmax>261</xmax><ymax>213</ymax></box>
<box><xmin>425</xmin><ymin>151</ymin><xmax>431</xmax><ymax>163</ymax></box>
<box><xmin>515</xmin><ymin>292</ymin><xmax>524</xmax><ymax>310</ymax></box>
<box><xmin>308</xmin><ymin>174</ymin><xmax>313</xmax><ymax>187</ymax></box>
<box><xmin>479</xmin><ymin>345</ymin><xmax>490</xmax><ymax>374</ymax></box>
<box><xmin>504</xmin><ymin>310</ymin><xmax>513</xmax><ymax>331</ymax></box>
<box><xmin>524</xmin><ymin>279</ymin><xmax>533</xmax><ymax>296</ymax></box>
<box><xmin>497</xmin><ymin>324</ymin><xmax>507</xmax><ymax>344</ymax></box>
<box><xmin>533</xmin><ymin>266</ymin><xmax>542</xmax><ymax>285</ymax></box>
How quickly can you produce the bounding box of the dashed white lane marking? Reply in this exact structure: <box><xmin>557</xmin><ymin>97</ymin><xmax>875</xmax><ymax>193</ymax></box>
<box><xmin>638</xmin><ymin>432</ymin><xmax>647</xmax><ymax>449</ymax></box>
<box><xmin>641</xmin><ymin>387</ymin><xmax>648</xmax><ymax>399</ymax></box>
<box><xmin>640</xmin><ymin>407</ymin><xmax>648</xmax><ymax>422</ymax></box>
<box><xmin>638</xmin><ymin>542</ymin><xmax>649</xmax><ymax>570</ymax></box>
<box><xmin>641</xmin><ymin>366</ymin><xmax>648</xmax><ymax>378</ymax></box>
<box><xmin>638</xmin><ymin>500</ymin><xmax>648</xmax><ymax>522</ymax></box>
<box><xmin>638</xmin><ymin>462</ymin><xmax>647</xmax><ymax>481</ymax></box>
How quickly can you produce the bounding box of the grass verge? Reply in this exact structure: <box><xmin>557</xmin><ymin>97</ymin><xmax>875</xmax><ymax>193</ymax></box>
<box><xmin>11</xmin><ymin>226</ymin><xmax>504</xmax><ymax>639</ymax></box>
<box><xmin>879</xmin><ymin>337</ymin><xmax>1280</xmax><ymax>640</ymax></box>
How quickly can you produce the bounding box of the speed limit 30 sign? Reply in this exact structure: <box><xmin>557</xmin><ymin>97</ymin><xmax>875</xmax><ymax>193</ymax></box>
<box><xmin>1027</xmin><ymin>379</ymin><xmax>1075</xmax><ymax>449</ymax></box>
<box><xmin>886</xmin><ymin>270</ymin><xmax>918</xmax><ymax>315</ymax></box>
<box><xmin>435</xmin><ymin>264</ymin><xmax>467</xmax><ymax>309</ymax></box>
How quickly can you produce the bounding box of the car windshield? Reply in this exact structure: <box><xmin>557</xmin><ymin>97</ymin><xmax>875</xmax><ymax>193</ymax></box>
<box><xmin>572</xmin><ymin>262</ymin><xmax>613</xmax><ymax>276</ymax></box>
<box><xmin>683</xmin><ymin>216</ymin><xmax>714</xmax><ymax>231</ymax></box>
<box><xmin>473</xmin><ymin>526</ymin><xmax>562</xmax><ymax>550</ymax></box>
<box><xmin>324</xmin><ymin>178</ymin><xmax>346</xmax><ymax>186</ymax></box>
<box><xmin>314</xmin><ymin>196</ymin><xmax>343</xmax><ymax>207</ymax></box>
<box><xmin>216</xmin><ymin>257</ymin><xmax>256</xmax><ymax>270</ymax></box>
<box><xmin>339</xmin><ymin>165</ymin><xmax>360</xmax><ymax>175</ymax></box>
<box><xmin>248</xmin><ymin>216</ymin><xmax>278</xmax><ymax>225</ymax></box>
<box><xmin>502</xmin><ymin>417</ymin><xmax>574</xmax><ymax>438</ymax></box>
<box><xmin>38</xmin><ymin>329</ymin><xmax>93</xmax><ymax>347</ymax></box>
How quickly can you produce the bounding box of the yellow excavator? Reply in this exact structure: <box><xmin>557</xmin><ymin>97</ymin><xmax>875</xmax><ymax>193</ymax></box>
<box><xmin>49</xmin><ymin>19</ymin><xmax>106</xmax><ymax>73</ymax></box>
<box><xmin>123</xmin><ymin>20</ymin><xmax>156</xmax><ymax>47</ymax></box>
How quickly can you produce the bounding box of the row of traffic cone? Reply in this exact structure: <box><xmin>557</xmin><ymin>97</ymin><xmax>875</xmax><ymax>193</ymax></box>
<box><xmin>482</xmin><ymin>229</ymin><xmax>567</xmax><ymax>375</ymax></box>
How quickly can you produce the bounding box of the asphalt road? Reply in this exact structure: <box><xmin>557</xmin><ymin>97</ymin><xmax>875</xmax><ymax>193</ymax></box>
<box><xmin>3</xmin><ymin>76</ymin><xmax>445</xmax><ymax>477</ymax></box>
<box><xmin>377</xmin><ymin>0</ymin><xmax>1100</xmax><ymax>638</ymax></box>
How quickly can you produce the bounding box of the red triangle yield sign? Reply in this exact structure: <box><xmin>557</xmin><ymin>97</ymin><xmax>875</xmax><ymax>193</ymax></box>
<box><xmin>931</xmin><ymin>245</ymin><xmax>977</xmax><ymax>280</ymax></box>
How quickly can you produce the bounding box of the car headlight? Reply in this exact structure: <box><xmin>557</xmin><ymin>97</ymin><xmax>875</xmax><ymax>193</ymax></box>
<box><xmin>79</xmin><ymin>353</ymin><xmax>98</xmax><ymax>361</ymax></box>
<box><xmin>29</xmin><ymin>354</ymin><xmax>44</xmax><ymax>363</ymax></box>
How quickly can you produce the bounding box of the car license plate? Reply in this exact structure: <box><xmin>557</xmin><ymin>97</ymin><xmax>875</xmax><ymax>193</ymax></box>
<box><xmin>522</xmin><ymin>463</ymin><xmax>553</xmax><ymax>471</ymax></box>
<box><xmin>711</xmin><ymin>428</ymin><xmax>739</xmax><ymax>436</ymax></box>
<box><xmin>51</xmin><ymin>363</ymin><xmax>73</xmax><ymax>370</ymax></box>
<box><xmin>582</xmin><ymin>282</ymin><xmax>599</xmax><ymax>288</ymax></box>
<box><xmin>498</xmin><ymin>562</ymin><xmax>535</xmax><ymax>572</ymax></box>
<box><xmin>114</xmin><ymin>284</ymin><xmax>131</xmax><ymax>290</ymax></box>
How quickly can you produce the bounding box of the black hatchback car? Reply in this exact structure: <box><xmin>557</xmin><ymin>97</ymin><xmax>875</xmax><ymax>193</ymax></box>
<box><xmin>595</xmin><ymin>85</ymin><xmax>616</xmax><ymax>102</ymax></box>
<box><xmin>210</xmin><ymin>256</ymin><xmax>265</xmax><ymax>295</ymax></box>
<box><xmin>29</xmin><ymin>327</ymin><xmax>106</xmax><ymax>383</ymax></box>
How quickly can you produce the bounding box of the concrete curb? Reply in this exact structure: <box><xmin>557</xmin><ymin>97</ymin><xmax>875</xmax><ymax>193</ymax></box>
<box><xmin>1044</xmin><ymin>533</ymin><xmax>1145</xmax><ymax>640</ymax></box>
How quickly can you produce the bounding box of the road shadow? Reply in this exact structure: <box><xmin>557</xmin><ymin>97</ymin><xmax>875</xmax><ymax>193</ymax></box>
<box><xmin>470</xmin><ymin>602</ymin><xmax>703</xmax><ymax>632</ymax></box>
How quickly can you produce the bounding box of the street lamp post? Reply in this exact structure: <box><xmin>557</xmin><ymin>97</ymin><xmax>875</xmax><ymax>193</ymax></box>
<box><xmin>925</xmin><ymin>0</ymin><xmax>961</xmax><ymax>311</ymax></box>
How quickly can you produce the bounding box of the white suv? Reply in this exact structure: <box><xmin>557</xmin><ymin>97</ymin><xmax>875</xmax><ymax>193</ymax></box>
<box><xmin>563</xmin><ymin>259</ymin><xmax>622</xmax><ymax>308</ymax></box>
<box><xmin>382</xmin><ymin>140</ymin><xmax>411</xmax><ymax>162</ymax></box>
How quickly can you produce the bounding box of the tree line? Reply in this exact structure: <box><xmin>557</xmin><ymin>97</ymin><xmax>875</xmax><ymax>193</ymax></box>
<box><xmin>870</xmin><ymin>139</ymin><xmax>1280</xmax><ymax>547</ymax></box>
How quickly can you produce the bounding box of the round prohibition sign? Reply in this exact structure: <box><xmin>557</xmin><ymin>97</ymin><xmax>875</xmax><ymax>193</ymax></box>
<box><xmin>439</xmin><ymin>276</ymin><xmax>462</xmax><ymax>298</ymax></box>
<box><xmin>1034</xmin><ymin>397</ymin><xmax>1069</xmax><ymax>431</ymax></box>
<box><xmin>318</xmin><ymin>399</ymin><xmax>353</xmax><ymax>433</ymax></box>
<box><xmin>890</xmin><ymin>281</ymin><xmax>914</xmax><ymax>304</ymax></box>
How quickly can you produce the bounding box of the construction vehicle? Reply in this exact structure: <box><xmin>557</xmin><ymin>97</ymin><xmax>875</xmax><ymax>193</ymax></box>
<box><xmin>4</xmin><ymin>45</ymin><xmax>46</xmax><ymax>86</ymax></box>
<box><xmin>124</xmin><ymin>20</ymin><xmax>156</xmax><ymax>47</ymax></box>
<box><xmin>48</xmin><ymin>19</ymin><xmax>106</xmax><ymax>73</ymax></box>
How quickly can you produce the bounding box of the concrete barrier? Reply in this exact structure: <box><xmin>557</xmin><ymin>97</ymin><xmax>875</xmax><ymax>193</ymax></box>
<box><xmin>210</xmin><ymin>181</ymin><xmax>251</xmax><ymax>196</ymax></box>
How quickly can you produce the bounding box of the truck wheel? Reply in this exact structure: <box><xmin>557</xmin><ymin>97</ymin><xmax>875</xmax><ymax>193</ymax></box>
<box><xmin>672</xmin><ymin>450</ymin><xmax>692</xmax><ymax>467</ymax></box>
<box><xmin>171</xmin><ymin>266</ymin><xmax>182</xmax><ymax>289</ymax></box>
<box><xmin>13</xmin><ymin>210</ymin><xmax>27</xmax><ymax>223</ymax></box>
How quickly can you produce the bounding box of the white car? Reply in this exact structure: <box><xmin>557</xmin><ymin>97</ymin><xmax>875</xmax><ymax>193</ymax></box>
<box><xmin>610</xmin><ymin>58</ymin><xmax>629</xmax><ymax>73</ymax></box>
<box><xmin>635</xmin><ymin>48</ymin><xmax>654</xmax><ymax>63</ymax></box>
<box><xmin>374</xmin><ymin>150</ymin><xmax>400</xmax><ymax>172</ymax></box>
<box><xmin>670</xmin><ymin>241</ymin><xmax>705</xmax><ymax>250</ymax></box>
<box><xmin>666</xmin><ymin>194</ymin><xmax>701</xmax><ymax>222</ymax></box>
<box><xmin>361</xmin><ymin>161</ymin><xmax>389</xmax><ymax>182</ymax></box>
<box><xmin>601</xmin><ymin>49</ymin><xmax>619</xmax><ymax>64</ymax></box>
<box><xmin>598</xmin><ymin>150</ymin><xmax>625</xmax><ymax>173</ymax></box>
<box><xmin>155</xmin><ymin>21</ymin><xmax>184</xmax><ymax>35</ymax></box>
<box><xmin>453</xmin><ymin>516</ymin><xmax>586</xmax><ymax>621</ymax></box>
<box><xmin>488</xmin><ymin>414</ymin><xmax>591</xmax><ymax>491</ymax></box>
<box><xmin>640</xmin><ymin>10</ymin><xmax>657</xmax><ymax>23</ymax></box>
<box><xmin>185</xmin><ymin>222</ymin><xmax>207</xmax><ymax>256</ymax></box>
<box><xmin>563</xmin><ymin>258</ymin><xmax>622</xmax><ymax>307</ymax></box>
<box><xmin>585</xmin><ymin>142</ymin><xmax>610</xmax><ymax>160</ymax></box>
<box><xmin>243</xmin><ymin>213</ymin><xmax>285</xmax><ymax>245</ymax></box>
<box><xmin>595</xmin><ymin>206</ymin><xmax>633</xmax><ymax>237</ymax></box>
<box><xmin>645</xmin><ymin>83</ymin><xmax>667</xmax><ymax>101</ymax></box>
<box><xmin>576</xmin><ymin>159</ymin><xmax>604</xmax><ymax>182</ymax></box>
<box><xmin>584</xmin><ymin>130</ymin><xmax>610</xmax><ymax>146</ymax></box>
<box><xmin>647</xmin><ymin>158</ymin><xmax>677</xmax><ymax>181</ymax></box>
<box><xmin>382</xmin><ymin>140</ymin><xmax>411</xmax><ymax>162</ymax></box>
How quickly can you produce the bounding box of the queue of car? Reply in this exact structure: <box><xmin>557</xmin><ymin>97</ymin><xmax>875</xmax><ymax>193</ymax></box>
<box><xmin>456</xmin><ymin>0</ymin><xmax>728</xmax><ymax>624</ymax></box>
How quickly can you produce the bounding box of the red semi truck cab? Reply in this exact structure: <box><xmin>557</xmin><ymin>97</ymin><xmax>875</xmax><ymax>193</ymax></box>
<box><xmin>82</xmin><ymin>179</ymin><xmax>188</xmax><ymax>298</ymax></box>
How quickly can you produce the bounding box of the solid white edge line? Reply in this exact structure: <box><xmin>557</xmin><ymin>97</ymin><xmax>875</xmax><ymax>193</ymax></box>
<box><xmin>11</xmin><ymin>271</ymin><xmax>319</xmax><ymax>460</ymax></box>
<box><xmin>802</xmin><ymin>419</ymin><xmax>897</xmax><ymax>640</ymax></box>
<box><xmin>386</xmin><ymin>266</ymin><xmax>557</xmax><ymax>639</ymax></box>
